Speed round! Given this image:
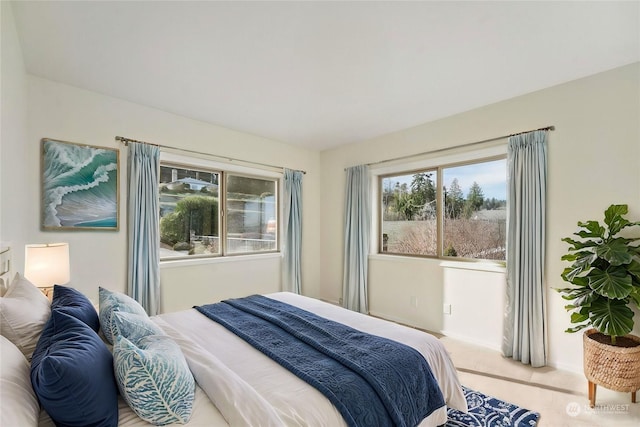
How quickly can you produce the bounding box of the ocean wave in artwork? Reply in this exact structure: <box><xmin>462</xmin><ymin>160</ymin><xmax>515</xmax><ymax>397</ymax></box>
<box><xmin>43</xmin><ymin>139</ymin><xmax>118</xmax><ymax>228</ymax></box>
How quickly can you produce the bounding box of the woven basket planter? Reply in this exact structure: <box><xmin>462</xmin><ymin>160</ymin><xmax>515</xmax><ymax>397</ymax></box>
<box><xmin>583</xmin><ymin>329</ymin><xmax>640</xmax><ymax>393</ymax></box>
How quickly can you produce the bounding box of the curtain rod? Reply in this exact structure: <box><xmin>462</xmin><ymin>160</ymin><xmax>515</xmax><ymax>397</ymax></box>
<box><xmin>115</xmin><ymin>136</ymin><xmax>306</xmax><ymax>175</ymax></box>
<box><xmin>354</xmin><ymin>125</ymin><xmax>555</xmax><ymax>169</ymax></box>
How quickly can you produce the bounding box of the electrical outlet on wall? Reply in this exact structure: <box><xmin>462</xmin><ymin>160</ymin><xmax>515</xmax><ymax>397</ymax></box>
<box><xmin>410</xmin><ymin>296</ymin><xmax>418</xmax><ymax>308</ymax></box>
<box><xmin>443</xmin><ymin>303</ymin><xmax>452</xmax><ymax>315</ymax></box>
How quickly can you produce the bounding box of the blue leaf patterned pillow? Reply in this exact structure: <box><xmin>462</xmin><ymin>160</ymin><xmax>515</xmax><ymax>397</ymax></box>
<box><xmin>99</xmin><ymin>287</ymin><xmax>147</xmax><ymax>344</ymax></box>
<box><xmin>113</xmin><ymin>334</ymin><xmax>195</xmax><ymax>425</ymax></box>
<box><xmin>111</xmin><ymin>311</ymin><xmax>165</xmax><ymax>345</ymax></box>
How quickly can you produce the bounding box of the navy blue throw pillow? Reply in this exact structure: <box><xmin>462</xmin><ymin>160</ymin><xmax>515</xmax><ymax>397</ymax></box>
<box><xmin>31</xmin><ymin>311</ymin><xmax>118</xmax><ymax>427</ymax></box>
<box><xmin>51</xmin><ymin>285</ymin><xmax>100</xmax><ymax>332</ymax></box>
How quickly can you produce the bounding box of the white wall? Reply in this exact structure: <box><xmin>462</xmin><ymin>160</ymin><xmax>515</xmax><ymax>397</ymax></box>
<box><xmin>441</xmin><ymin>262</ymin><xmax>506</xmax><ymax>351</ymax></box>
<box><xmin>1</xmin><ymin>1</ymin><xmax>29</xmax><ymax>249</ymax></box>
<box><xmin>319</xmin><ymin>63</ymin><xmax>640</xmax><ymax>372</ymax></box>
<box><xmin>1</xmin><ymin>72</ymin><xmax>322</xmax><ymax>307</ymax></box>
<box><xmin>160</xmin><ymin>255</ymin><xmax>282</xmax><ymax>313</ymax></box>
<box><xmin>368</xmin><ymin>255</ymin><xmax>444</xmax><ymax>331</ymax></box>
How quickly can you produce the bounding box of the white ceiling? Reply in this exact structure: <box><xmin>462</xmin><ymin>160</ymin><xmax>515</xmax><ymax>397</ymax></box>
<box><xmin>10</xmin><ymin>1</ymin><xmax>640</xmax><ymax>151</ymax></box>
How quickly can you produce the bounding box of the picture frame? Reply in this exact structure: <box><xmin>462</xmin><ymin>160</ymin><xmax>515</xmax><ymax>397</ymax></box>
<box><xmin>41</xmin><ymin>138</ymin><xmax>119</xmax><ymax>231</ymax></box>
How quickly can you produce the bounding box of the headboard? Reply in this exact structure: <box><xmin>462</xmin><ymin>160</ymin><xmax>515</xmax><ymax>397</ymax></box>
<box><xmin>0</xmin><ymin>245</ymin><xmax>12</xmax><ymax>296</ymax></box>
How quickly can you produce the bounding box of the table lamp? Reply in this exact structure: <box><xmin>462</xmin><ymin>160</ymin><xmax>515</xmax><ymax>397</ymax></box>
<box><xmin>24</xmin><ymin>243</ymin><xmax>70</xmax><ymax>298</ymax></box>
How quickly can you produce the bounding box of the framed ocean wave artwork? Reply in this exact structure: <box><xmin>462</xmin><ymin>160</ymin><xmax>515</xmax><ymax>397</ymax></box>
<box><xmin>41</xmin><ymin>138</ymin><xmax>119</xmax><ymax>231</ymax></box>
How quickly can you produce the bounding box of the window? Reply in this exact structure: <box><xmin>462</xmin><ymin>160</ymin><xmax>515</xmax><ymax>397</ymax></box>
<box><xmin>159</xmin><ymin>162</ymin><xmax>278</xmax><ymax>260</ymax></box>
<box><xmin>380</xmin><ymin>156</ymin><xmax>506</xmax><ymax>261</ymax></box>
<box><xmin>381</xmin><ymin>170</ymin><xmax>438</xmax><ymax>256</ymax></box>
<box><xmin>226</xmin><ymin>174</ymin><xmax>277</xmax><ymax>254</ymax></box>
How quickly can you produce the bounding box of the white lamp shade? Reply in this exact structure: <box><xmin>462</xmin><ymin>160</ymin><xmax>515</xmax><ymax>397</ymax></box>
<box><xmin>24</xmin><ymin>243</ymin><xmax>70</xmax><ymax>288</ymax></box>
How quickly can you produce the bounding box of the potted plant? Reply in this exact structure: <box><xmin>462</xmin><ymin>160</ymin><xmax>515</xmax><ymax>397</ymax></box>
<box><xmin>558</xmin><ymin>204</ymin><xmax>640</xmax><ymax>407</ymax></box>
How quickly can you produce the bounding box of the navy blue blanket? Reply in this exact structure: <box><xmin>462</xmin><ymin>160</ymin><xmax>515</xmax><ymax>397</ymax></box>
<box><xmin>195</xmin><ymin>295</ymin><xmax>444</xmax><ymax>427</ymax></box>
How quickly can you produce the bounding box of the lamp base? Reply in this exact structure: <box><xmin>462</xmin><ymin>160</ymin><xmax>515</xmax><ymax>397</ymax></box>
<box><xmin>39</xmin><ymin>286</ymin><xmax>53</xmax><ymax>300</ymax></box>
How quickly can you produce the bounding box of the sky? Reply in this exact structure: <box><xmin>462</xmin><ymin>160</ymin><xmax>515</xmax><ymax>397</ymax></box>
<box><xmin>384</xmin><ymin>158</ymin><xmax>507</xmax><ymax>201</ymax></box>
<box><xmin>443</xmin><ymin>159</ymin><xmax>506</xmax><ymax>200</ymax></box>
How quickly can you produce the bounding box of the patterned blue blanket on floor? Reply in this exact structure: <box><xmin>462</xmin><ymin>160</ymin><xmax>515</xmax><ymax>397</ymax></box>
<box><xmin>196</xmin><ymin>295</ymin><xmax>445</xmax><ymax>427</ymax></box>
<box><xmin>446</xmin><ymin>386</ymin><xmax>540</xmax><ymax>426</ymax></box>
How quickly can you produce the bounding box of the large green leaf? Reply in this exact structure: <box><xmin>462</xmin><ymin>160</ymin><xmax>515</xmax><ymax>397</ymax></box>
<box><xmin>557</xmin><ymin>287</ymin><xmax>586</xmax><ymax>300</ymax></box>
<box><xmin>570</xmin><ymin>311</ymin><xmax>589</xmax><ymax>324</ymax></box>
<box><xmin>561</xmin><ymin>253</ymin><xmax>578</xmax><ymax>261</ymax></box>
<box><xmin>563</xmin><ymin>304</ymin><xmax>592</xmax><ymax>333</ymax></box>
<box><xmin>588</xmin><ymin>267</ymin><xmax>633</xmax><ymax>299</ymax></box>
<box><xmin>604</xmin><ymin>204</ymin><xmax>628</xmax><ymax>235</ymax></box>
<box><xmin>565</xmin><ymin>324</ymin><xmax>590</xmax><ymax>333</ymax></box>
<box><xmin>630</xmin><ymin>286</ymin><xmax>640</xmax><ymax>309</ymax></box>
<box><xmin>574</xmin><ymin>251</ymin><xmax>598</xmax><ymax>269</ymax></box>
<box><xmin>595</xmin><ymin>238</ymin><xmax>634</xmax><ymax>266</ymax></box>
<box><xmin>589</xmin><ymin>297</ymin><xmax>634</xmax><ymax>337</ymax></box>
<box><xmin>561</xmin><ymin>265</ymin><xmax>589</xmax><ymax>283</ymax></box>
<box><xmin>561</xmin><ymin>251</ymin><xmax>598</xmax><ymax>283</ymax></box>
<box><xmin>561</xmin><ymin>250</ymin><xmax>597</xmax><ymax>264</ymax></box>
<box><xmin>567</xmin><ymin>276</ymin><xmax>590</xmax><ymax>288</ymax></box>
<box><xmin>556</xmin><ymin>286</ymin><xmax>580</xmax><ymax>296</ymax></box>
<box><xmin>628</xmin><ymin>259</ymin><xmax>640</xmax><ymax>280</ymax></box>
<box><xmin>576</xmin><ymin>220</ymin><xmax>605</xmax><ymax>239</ymax></box>
<box><xmin>554</xmin><ymin>285</ymin><xmax>597</xmax><ymax>300</ymax></box>
<box><xmin>609</xmin><ymin>219</ymin><xmax>631</xmax><ymax>236</ymax></box>
<box><xmin>566</xmin><ymin>286</ymin><xmax>598</xmax><ymax>308</ymax></box>
<box><xmin>561</xmin><ymin>237</ymin><xmax>599</xmax><ymax>251</ymax></box>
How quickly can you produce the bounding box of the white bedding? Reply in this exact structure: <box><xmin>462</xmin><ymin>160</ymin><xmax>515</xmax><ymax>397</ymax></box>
<box><xmin>153</xmin><ymin>292</ymin><xmax>467</xmax><ymax>427</ymax></box>
<box><xmin>36</xmin><ymin>292</ymin><xmax>465</xmax><ymax>426</ymax></box>
<box><xmin>38</xmin><ymin>383</ymin><xmax>227</xmax><ymax>427</ymax></box>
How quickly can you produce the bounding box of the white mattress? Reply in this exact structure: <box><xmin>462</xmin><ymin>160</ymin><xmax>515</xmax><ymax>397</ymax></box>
<box><xmin>154</xmin><ymin>292</ymin><xmax>467</xmax><ymax>427</ymax></box>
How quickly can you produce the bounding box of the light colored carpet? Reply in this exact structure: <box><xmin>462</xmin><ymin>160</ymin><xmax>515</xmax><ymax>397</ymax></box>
<box><xmin>439</xmin><ymin>336</ymin><xmax>640</xmax><ymax>426</ymax></box>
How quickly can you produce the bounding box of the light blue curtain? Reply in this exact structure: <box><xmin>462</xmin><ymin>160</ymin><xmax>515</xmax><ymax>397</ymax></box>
<box><xmin>503</xmin><ymin>130</ymin><xmax>548</xmax><ymax>367</ymax></box>
<box><xmin>342</xmin><ymin>165</ymin><xmax>371</xmax><ymax>314</ymax></box>
<box><xmin>127</xmin><ymin>142</ymin><xmax>160</xmax><ymax>315</ymax></box>
<box><xmin>283</xmin><ymin>169</ymin><xmax>303</xmax><ymax>294</ymax></box>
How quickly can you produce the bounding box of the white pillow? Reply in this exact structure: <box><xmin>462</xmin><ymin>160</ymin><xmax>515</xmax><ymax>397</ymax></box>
<box><xmin>0</xmin><ymin>335</ymin><xmax>40</xmax><ymax>427</ymax></box>
<box><xmin>0</xmin><ymin>273</ymin><xmax>50</xmax><ymax>360</ymax></box>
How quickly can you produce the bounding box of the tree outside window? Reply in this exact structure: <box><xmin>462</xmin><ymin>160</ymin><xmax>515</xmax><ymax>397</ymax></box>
<box><xmin>380</xmin><ymin>157</ymin><xmax>506</xmax><ymax>261</ymax></box>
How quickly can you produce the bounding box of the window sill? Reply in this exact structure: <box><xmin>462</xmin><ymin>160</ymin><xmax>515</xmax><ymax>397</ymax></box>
<box><xmin>369</xmin><ymin>254</ymin><xmax>441</xmax><ymax>264</ymax></box>
<box><xmin>160</xmin><ymin>252</ymin><xmax>281</xmax><ymax>269</ymax></box>
<box><xmin>439</xmin><ymin>260</ymin><xmax>506</xmax><ymax>273</ymax></box>
<box><xmin>369</xmin><ymin>254</ymin><xmax>506</xmax><ymax>273</ymax></box>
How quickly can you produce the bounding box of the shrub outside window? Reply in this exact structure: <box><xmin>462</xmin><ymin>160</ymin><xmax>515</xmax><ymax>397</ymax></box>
<box><xmin>380</xmin><ymin>156</ymin><xmax>506</xmax><ymax>261</ymax></box>
<box><xmin>381</xmin><ymin>170</ymin><xmax>438</xmax><ymax>256</ymax></box>
<box><xmin>159</xmin><ymin>163</ymin><xmax>278</xmax><ymax>259</ymax></box>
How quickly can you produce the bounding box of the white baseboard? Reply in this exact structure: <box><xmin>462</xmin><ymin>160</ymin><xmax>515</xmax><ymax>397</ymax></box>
<box><xmin>546</xmin><ymin>360</ymin><xmax>583</xmax><ymax>375</ymax></box>
<box><xmin>440</xmin><ymin>330</ymin><xmax>502</xmax><ymax>353</ymax></box>
<box><xmin>368</xmin><ymin>310</ymin><xmax>430</xmax><ymax>332</ymax></box>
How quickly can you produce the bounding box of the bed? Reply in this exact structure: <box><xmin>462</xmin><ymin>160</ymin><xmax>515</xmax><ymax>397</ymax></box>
<box><xmin>1</xmin><ymin>275</ymin><xmax>467</xmax><ymax>427</ymax></box>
